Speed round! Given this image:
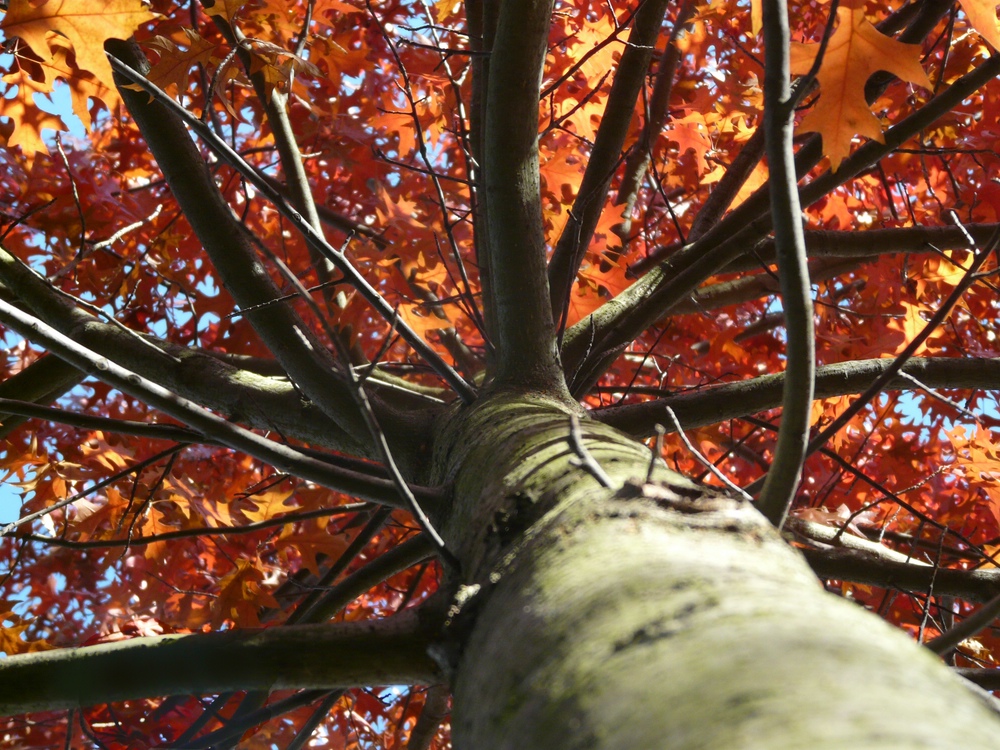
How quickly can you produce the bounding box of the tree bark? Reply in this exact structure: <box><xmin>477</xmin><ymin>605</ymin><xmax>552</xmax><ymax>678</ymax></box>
<box><xmin>433</xmin><ymin>391</ymin><xmax>1000</xmax><ymax>749</ymax></box>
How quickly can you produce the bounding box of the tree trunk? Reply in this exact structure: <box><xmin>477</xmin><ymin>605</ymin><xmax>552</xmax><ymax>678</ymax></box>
<box><xmin>434</xmin><ymin>391</ymin><xmax>1000</xmax><ymax>749</ymax></box>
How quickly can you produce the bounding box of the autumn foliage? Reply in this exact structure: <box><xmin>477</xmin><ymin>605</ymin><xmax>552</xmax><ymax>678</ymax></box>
<box><xmin>1</xmin><ymin>0</ymin><xmax>1000</xmax><ymax>746</ymax></box>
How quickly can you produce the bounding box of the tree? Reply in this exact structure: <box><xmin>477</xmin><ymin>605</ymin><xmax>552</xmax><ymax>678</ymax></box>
<box><xmin>1</xmin><ymin>0</ymin><xmax>1000</xmax><ymax>745</ymax></box>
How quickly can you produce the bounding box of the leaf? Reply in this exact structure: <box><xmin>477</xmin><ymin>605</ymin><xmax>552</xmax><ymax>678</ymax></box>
<box><xmin>202</xmin><ymin>0</ymin><xmax>250</xmax><ymax>23</ymax></box>
<box><xmin>41</xmin><ymin>34</ymin><xmax>117</xmax><ymax>128</ymax></box>
<box><xmin>789</xmin><ymin>2</ymin><xmax>932</xmax><ymax>170</ymax></box>
<box><xmin>212</xmin><ymin>559</ymin><xmax>279</xmax><ymax>627</ymax></box>
<box><xmin>961</xmin><ymin>0</ymin><xmax>1000</xmax><ymax>51</ymax></box>
<box><xmin>143</xmin><ymin>30</ymin><xmax>218</xmax><ymax>97</ymax></box>
<box><xmin>1</xmin><ymin>0</ymin><xmax>156</xmax><ymax>90</ymax></box>
<box><xmin>0</xmin><ymin>49</ymin><xmax>66</xmax><ymax>162</ymax></box>
<box><xmin>0</xmin><ymin>612</ymin><xmax>54</xmax><ymax>656</ymax></box>
<box><xmin>241</xmin><ymin>486</ymin><xmax>297</xmax><ymax>523</ymax></box>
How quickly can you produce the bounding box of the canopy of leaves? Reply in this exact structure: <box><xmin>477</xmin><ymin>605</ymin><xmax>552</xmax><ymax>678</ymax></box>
<box><xmin>0</xmin><ymin>0</ymin><xmax>999</xmax><ymax>747</ymax></box>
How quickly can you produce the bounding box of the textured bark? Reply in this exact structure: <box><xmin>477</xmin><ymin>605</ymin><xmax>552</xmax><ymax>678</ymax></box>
<box><xmin>432</xmin><ymin>392</ymin><xmax>1000</xmax><ymax>749</ymax></box>
<box><xmin>0</xmin><ymin>614</ymin><xmax>441</xmax><ymax>716</ymax></box>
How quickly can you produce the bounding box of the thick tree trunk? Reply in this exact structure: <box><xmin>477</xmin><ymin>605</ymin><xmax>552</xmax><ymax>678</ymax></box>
<box><xmin>434</xmin><ymin>392</ymin><xmax>1000</xmax><ymax>749</ymax></box>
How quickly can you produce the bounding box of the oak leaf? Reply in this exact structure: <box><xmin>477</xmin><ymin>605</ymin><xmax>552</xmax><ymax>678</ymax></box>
<box><xmin>1</xmin><ymin>0</ymin><xmax>156</xmax><ymax>90</ymax></box>
<box><xmin>789</xmin><ymin>3</ymin><xmax>931</xmax><ymax>170</ymax></box>
<box><xmin>0</xmin><ymin>53</ymin><xmax>66</xmax><ymax>161</ymax></box>
<box><xmin>960</xmin><ymin>0</ymin><xmax>1000</xmax><ymax>51</ymax></box>
<box><xmin>144</xmin><ymin>29</ymin><xmax>218</xmax><ymax>97</ymax></box>
<box><xmin>202</xmin><ymin>0</ymin><xmax>250</xmax><ymax>23</ymax></box>
<box><xmin>213</xmin><ymin>559</ymin><xmax>279</xmax><ymax>627</ymax></box>
<box><xmin>0</xmin><ymin>612</ymin><xmax>54</xmax><ymax>656</ymax></box>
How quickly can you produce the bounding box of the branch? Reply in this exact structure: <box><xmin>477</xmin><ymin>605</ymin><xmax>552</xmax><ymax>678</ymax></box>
<box><xmin>292</xmin><ymin>534</ymin><xmax>436</xmax><ymax>624</ymax></box>
<box><xmin>593</xmin><ymin>357</ymin><xmax>1000</xmax><ymax>437</ymax></box>
<box><xmin>670</xmin><ymin>256</ymin><xmax>859</xmax><ymax>315</ymax></box>
<box><xmin>561</xmin><ymin>52</ymin><xmax>1000</xmax><ymax>394</ymax></box>
<box><xmin>107</xmin><ymin>44</ymin><xmax>477</xmax><ymax>405</ymax></box>
<box><xmin>801</xmin><ymin>546</ymin><xmax>1000</xmax><ymax>604</ymax></box>
<box><xmin>926</xmin><ymin>591</ymin><xmax>1000</xmax><ymax>656</ymax></box>
<box><xmin>612</xmin><ymin>1</ymin><xmax>694</xmax><ymax>255</ymax></box>
<box><xmin>466</xmin><ymin>0</ymin><xmax>499</xmax><ymax>349</ymax></box>
<box><xmin>9</xmin><ymin>503</ymin><xmax>370</xmax><ymax>549</ymax></box>
<box><xmin>547</xmin><ymin>0</ymin><xmax>670</xmax><ymax>327</ymax></box>
<box><xmin>0</xmin><ymin>297</ymin><xmax>438</xmax><ymax>510</ymax></box>
<box><xmin>107</xmin><ymin>40</ymin><xmax>373</xmax><ymax>442</ymax></box>
<box><xmin>0</xmin><ymin>246</ymin><xmax>364</xmax><ymax>453</ymax></box>
<box><xmin>482</xmin><ymin>0</ymin><xmax>566</xmax><ymax>392</ymax></box>
<box><xmin>756</xmin><ymin>0</ymin><xmax>814</xmax><ymax>528</ymax></box>
<box><xmin>0</xmin><ymin>612</ymin><xmax>442</xmax><ymax>716</ymax></box>
<box><xmin>638</xmin><ymin>222</ymin><xmax>1000</xmax><ymax>277</ymax></box>
<box><xmin>0</xmin><ymin>354</ymin><xmax>83</xmax><ymax>438</ymax></box>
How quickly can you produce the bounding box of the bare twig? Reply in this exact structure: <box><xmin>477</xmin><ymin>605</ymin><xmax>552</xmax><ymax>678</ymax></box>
<box><xmin>567</xmin><ymin>415</ymin><xmax>613</xmax><ymax>488</ymax></box>
<box><xmin>662</xmin><ymin>407</ymin><xmax>752</xmax><ymax>500</ymax></box>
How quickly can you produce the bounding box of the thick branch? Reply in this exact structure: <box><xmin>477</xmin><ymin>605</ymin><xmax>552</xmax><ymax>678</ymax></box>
<box><xmin>593</xmin><ymin>357</ymin><xmax>1000</xmax><ymax>437</ymax></box>
<box><xmin>108</xmin><ymin>45</ymin><xmax>476</xmax><ymax>404</ymax></box>
<box><xmin>612</xmin><ymin>1</ymin><xmax>694</xmax><ymax>252</ymax></box>
<box><xmin>639</xmin><ymin>222</ymin><xmax>1000</xmax><ymax>277</ymax></box>
<box><xmin>0</xmin><ymin>612</ymin><xmax>442</xmax><ymax>716</ymax></box>
<box><xmin>106</xmin><ymin>40</ymin><xmax>370</xmax><ymax>442</ymax></box>
<box><xmin>483</xmin><ymin>0</ymin><xmax>566</xmax><ymax>392</ymax></box>
<box><xmin>0</xmin><ymin>354</ymin><xmax>83</xmax><ymax>438</ymax></box>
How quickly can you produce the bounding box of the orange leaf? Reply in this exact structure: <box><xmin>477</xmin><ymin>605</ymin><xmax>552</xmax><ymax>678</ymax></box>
<box><xmin>0</xmin><ymin>612</ymin><xmax>54</xmax><ymax>656</ymax></box>
<box><xmin>202</xmin><ymin>0</ymin><xmax>250</xmax><ymax>23</ymax></box>
<box><xmin>241</xmin><ymin>486</ymin><xmax>297</xmax><ymax>524</ymax></box>
<box><xmin>0</xmin><ymin>53</ymin><xmax>65</xmax><ymax>162</ymax></box>
<box><xmin>960</xmin><ymin>0</ymin><xmax>1000</xmax><ymax>51</ymax></box>
<box><xmin>144</xmin><ymin>30</ymin><xmax>218</xmax><ymax>97</ymax></box>
<box><xmin>789</xmin><ymin>3</ymin><xmax>931</xmax><ymax>170</ymax></box>
<box><xmin>213</xmin><ymin>559</ymin><xmax>279</xmax><ymax>627</ymax></box>
<box><xmin>1</xmin><ymin>0</ymin><xmax>156</xmax><ymax>90</ymax></box>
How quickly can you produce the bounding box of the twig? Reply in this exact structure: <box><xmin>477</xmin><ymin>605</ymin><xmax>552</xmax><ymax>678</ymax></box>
<box><xmin>567</xmin><ymin>415</ymin><xmax>613</xmax><ymax>488</ymax></box>
<box><xmin>926</xmin><ymin>591</ymin><xmax>1000</xmax><ymax>656</ymax></box>
<box><xmin>662</xmin><ymin>407</ymin><xmax>752</xmax><ymax>501</ymax></box>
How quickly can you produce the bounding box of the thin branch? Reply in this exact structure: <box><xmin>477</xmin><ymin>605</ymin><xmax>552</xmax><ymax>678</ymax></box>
<box><xmin>0</xmin><ymin>444</ymin><xmax>184</xmax><ymax>537</ymax></box>
<box><xmin>611</xmin><ymin>0</ymin><xmax>695</xmax><ymax>259</ymax></box>
<box><xmin>177</xmin><ymin>689</ymin><xmax>339</xmax><ymax>750</ymax></box>
<box><xmin>567</xmin><ymin>415</ymin><xmax>613</xmax><ymax>488</ymax></box>
<box><xmin>107</xmin><ymin>48</ymin><xmax>477</xmax><ymax>404</ymax></box>
<box><xmin>8</xmin><ymin>503</ymin><xmax>370</xmax><ymax>549</ymax></box>
<box><xmin>547</xmin><ymin>0</ymin><xmax>670</xmax><ymax>328</ymax></box>
<box><xmin>796</xmin><ymin>225</ymin><xmax>995</xmax><ymax>465</ymax></box>
<box><xmin>107</xmin><ymin>41</ymin><xmax>374</xmax><ymax>441</ymax></box>
<box><xmin>801</xmin><ymin>545</ymin><xmax>1000</xmax><ymax>604</ymax></box>
<box><xmin>661</xmin><ymin>407</ymin><xmax>752</xmax><ymax>500</ymax></box>
<box><xmin>287</xmin><ymin>507</ymin><xmax>394</xmax><ymax>625</ymax></box>
<box><xmin>285</xmin><ymin>690</ymin><xmax>344</xmax><ymax>750</ymax></box>
<box><xmin>756</xmin><ymin>0</ymin><xmax>815</xmax><ymax>529</ymax></box>
<box><xmin>0</xmin><ymin>354</ymin><xmax>84</xmax><ymax>439</ymax></box>
<box><xmin>926</xmin><ymin>591</ymin><xmax>1000</xmax><ymax>656</ymax></box>
<box><xmin>405</xmin><ymin>684</ymin><xmax>450</xmax><ymax>750</ymax></box>
<box><xmin>291</xmin><ymin>533</ymin><xmax>436</xmax><ymax>624</ymax></box>
<box><xmin>0</xmin><ymin>297</ymin><xmax>435</xmax><ymax>510</ymax></box>
<box><xmin>561</xmin><ymin>52</ymin><xmax>1000</xmax><ymax>395</ymax></box>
